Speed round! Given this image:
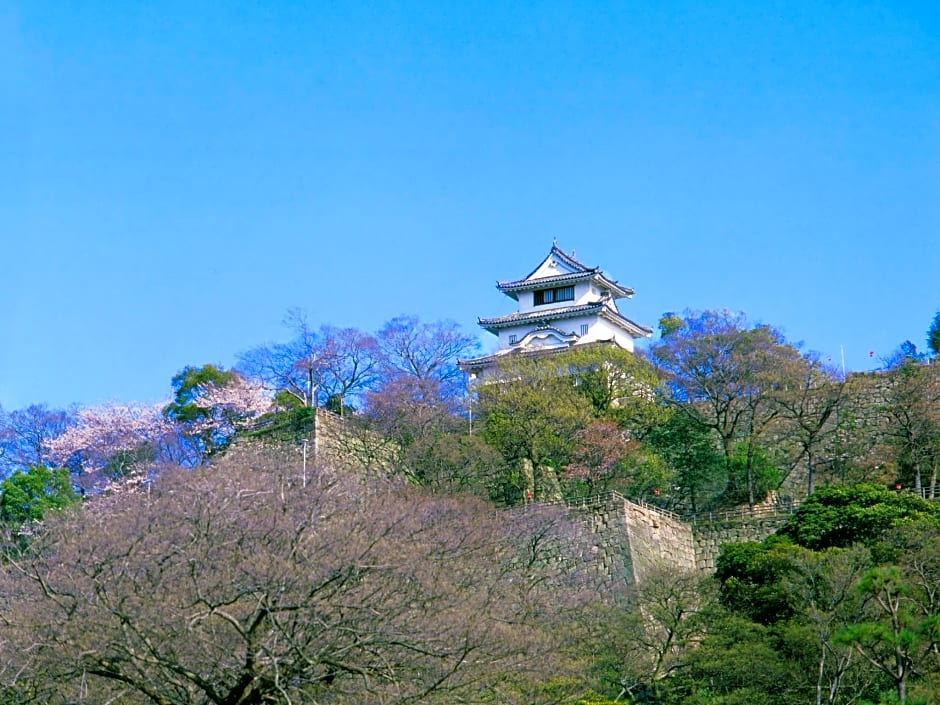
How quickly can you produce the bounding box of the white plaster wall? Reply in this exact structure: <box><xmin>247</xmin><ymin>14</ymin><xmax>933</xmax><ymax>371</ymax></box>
<box><xmin>517</xmin><ymin>280</ymin><xmax>597</xmax><ymax>314</ymax></box>
<box><xmin>495</xmin><ymin>315</ymin><xmax>636</xmax><ymax>352</ymax></box>
<box><xmin>574</xmin><ymin>281</ymin><xmax>599</xmax><ymax>306</ymax></box>
<box><xmin>517</xmin><ymin>291</ymin><xmax>537</xmax><ymax>313</ymax></box>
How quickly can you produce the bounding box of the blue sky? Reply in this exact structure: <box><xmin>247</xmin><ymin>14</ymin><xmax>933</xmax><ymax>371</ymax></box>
<box><xmin>2</xmin><ymin>1</ymin><xmax>939</xmax><ymax>410</ymax></box>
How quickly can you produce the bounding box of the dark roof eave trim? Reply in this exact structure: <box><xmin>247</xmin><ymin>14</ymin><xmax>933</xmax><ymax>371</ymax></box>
<box><xmin>497</xmin><ymin>271</ymin><xmax>634</xmax><ymax>298</ymax></box>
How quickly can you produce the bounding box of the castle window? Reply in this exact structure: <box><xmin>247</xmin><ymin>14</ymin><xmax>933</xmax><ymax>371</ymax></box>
<box><xmin>580</xmin><ymin>324</ymin><xmax>589</xmax><ymax>336</ymax></box>
<box><xmin>509</xmin><ymin>334</ymin><xmax>517</xmax><ymax>344</ymax></box>
<box><xmin>534</xmin><ymin>285</ymin><xmax>574</xmax><ymax>306</ymax></box>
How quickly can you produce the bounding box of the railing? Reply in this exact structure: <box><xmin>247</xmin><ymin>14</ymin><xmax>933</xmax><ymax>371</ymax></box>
<box><xmin>683</xmin><ymin>500</ymin><xmax>801</xmax><ymax>525</ymax></box>
<box><xmin>909</xmin><ymin>486</ymin><xmax>940</xmax><ymax>500</ymax></box>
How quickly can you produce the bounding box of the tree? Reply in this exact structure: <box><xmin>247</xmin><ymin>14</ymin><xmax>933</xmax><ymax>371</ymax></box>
<box><xmin>715</xmin><ymin>537</ymin><xmax>804</xmax><ymax>625</ymax></box>
<box><xmin>595</xmin><ymin>568</ymin><xmax>714</xmax><ymax>701</ymax></box>
<box><xmin>881</xmin><ymin>360</ymin><xmax>940</xmax><ymax>497</ymax></box>
<box><xmin>238</xmin><ymin>309</ymin><xmax>330</xmax><ymax>408</ymax></box>
<box><xmin>646</xmin><ymin>412</ymin><xmax>726</xmax><ymax>513</ymax></box>
<box><xmin>0</xmin><ymin>465</ymin><xmax>78</xmax><ymax>525</ymax></box>
<box><xmin>781</xmin><ymin>544</ymin><xmax>874</xmax><ymax>705</ymax></box>
<box><xmin>46</xmin><ymin>402</ymin><xmax>183</xmax><ymax>488</ymax></box>
<box><xmin>163</xmin><ymin>363</ymin><xmax>238</xmax><ymax>425</ymax></box>
<box><xmin>651</xmin><ymin>309</ymin><xmax>807</xmax><ymax>507</ymax></box>
<box><xmin>163</xmin><ymin>363</ymin><xmax>266</xmax><ymax>458</ymax></box>
<box><xmin>239</xmin><ymin>311</ymin><xmax>380</xmax><ymax>413</ymax></box>
<box><xmin>374</xmin><ymin>315</ymin><xmax>478</xmax><ymax>406</ymax></box>
<box><xmin>478</xmin><ymin>355</ymin><xmax>594</xmax><ymax>503</ymax></box>
<box><xmin>836</xmin><ymin>565</ymin><xmax>938</xmax><ymax>703</ymax></box>
<box><xmin>777</xmin><ymin>484</ymin><xmax>940</xmax><ymax>551</ymax></box>
<box><xmin>559</xmin><ymin>345</ymin><xmax>665</xmax><ymax>430</ymax></box>
<box><xmin>928</xmin><ymin>312</ymin><xmax>940</xmax><ymax>358</ymax></box>
<box><xmin>680</xmin><ymin>612</ymin><xmax>806</xmax><ymax>704</ymax></box>
<box><xmin>0</xmin><ymin>405</ymin><xmax>73</xmax><ymax>476</ymax></box>
<box><xmin>316</xmin><ymin>325</ymin><xmax>380</xmax><ymax>415</ymax></box>
<box><xmin>351</xmin><ymin>317</ymin><xmax>479</xmax><ymax>488</ymax></box>
<box><xmin>190</xmin><ymin>376</ymin><xmax>272</xmax><ymax>438</ymax></box>
<box><xmin>772</xmin><ymin>355</ymin><xmax>846</xmax><ymax>496</ymax></box>
<box><xmin>0</xmin><ymin>450</ymin><xmax>596</xmax><ymax>704</ymax></box>
<box><xmin>564</xmin><ymin>419</ymin><xmax>671</xmax><ymax>499</ymax></box>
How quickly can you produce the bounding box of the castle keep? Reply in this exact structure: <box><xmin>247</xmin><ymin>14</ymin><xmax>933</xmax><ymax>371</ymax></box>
<box><xmin>459</xmin><ymin>243</ymin><xmax>652</xmax><ymax>378</ymax></box>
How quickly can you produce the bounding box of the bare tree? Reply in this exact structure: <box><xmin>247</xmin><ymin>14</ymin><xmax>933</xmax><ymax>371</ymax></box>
<box><xmin>0</xmin><ymin>450</ymin><xmax>595</xmax><ymax>704</ymax></box>
<box><xmin>317</xmin><ymin>325</ymin><xmax>380</xmax><ymax>415</ymax></box>
<box><xmin>375</xmin><ymin>316</ymin><xmax>478</xmax><ymax>404</ymax></box>
<box><xmin>651</xmin><ymin>310</ymin><xmax>808</xmax><ymax>506</ymax></box>
<box><xmin>239</xmin><ymin>311</ymin><xmax>379</xmax><ymax>413</ymax></box>
<box><xmin>0</xmin><ymin>404</ymin><xmax>73</xmax><ymax>476</ymax></box>
<box><xmin>880</xmin><ymin>361</ymin><xmax>940</xmax><ymax>497</ymax></box>
<box><xmin>773</xmin><ymin>355</ymin><xmax>846</xmax><ymax>496</ymax></box>
<box><xmin>238</xmin><ymin>309</ymin><xmax>328</xmax><ymax>408</ymax></box>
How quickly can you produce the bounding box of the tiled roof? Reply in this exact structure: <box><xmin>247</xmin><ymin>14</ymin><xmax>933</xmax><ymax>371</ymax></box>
<box><xmin>458</xmin><ymin>338</ymin><xmax>628</xmax><ymax>371</ymax></box>
<box><xmin>497</xmin><ymin>270</ymin><xmax>634</xmax><ymax>298</ymax></box>
<box><xmin>600</xmin><ymin>308</ymin><xmax>654</xmax><ymax>338</ymax></box>
<box><xmin>479</xmin><ymin>303</ymin><xmax>605</xmax><ymax>330</ymax></box>
<box><xmin>518</xmin><ymin>244</ymin><xmax>591</xmax><ymax>281</ymax></box>
<box><xmin>497</xmin><ymin>270</ymin><xmax>595</xmax><ymax>290</ymax></box>
<box><xmin>498</xmin><ymin>245</ymin><xmax>634</xmax><ymax>299</ymax></box>
<box><xmin>478</xmin><ymin>302</ymin><xmax>652</xmax><ymax>338</ymax></box>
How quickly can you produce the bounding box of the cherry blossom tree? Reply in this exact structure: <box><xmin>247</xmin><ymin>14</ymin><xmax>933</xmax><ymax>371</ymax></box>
<box><xmin>46</xmin><ymin>402</ymin><xmax>182</xmax><ymax>488</ymax></box>
<box><xmin>188</xmin><ymin>376</ymin><xmax>272</xmax><ymax>438</ymax></box>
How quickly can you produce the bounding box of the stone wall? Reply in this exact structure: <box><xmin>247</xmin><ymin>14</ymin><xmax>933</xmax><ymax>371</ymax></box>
<box><xmin>622</xmin><ymin>501</ymin><xmax>697</xmax><ymax>581</ymax></box>
<box><xmin>563</xmin><ymin>495</ymin><xmax>789</xmax><ymax>584</ymax></box>
<box><xmin>229</xmin><ymin>416</ymin><xmax>791</xmax><ymax>586</ymax></box>
<box><xmin>566</xmin><ymin>495</ymin><xmax>636</xmax><ymax>585</ymax></box>
<box><xmin>311</xmin><ymin>409</ymin><xmax>399</xmax><ymax>475</ymax></box>
<box><xmin>690</xmin><ymin>516</ymin><xmax>792</xmax><ymax>572</ymax></box>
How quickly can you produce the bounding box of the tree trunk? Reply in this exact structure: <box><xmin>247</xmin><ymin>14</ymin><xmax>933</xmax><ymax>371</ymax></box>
<box><xmin>746</xmin><ymin>441</ymin><xmax>756</xmax><ymax>509</ymax></box>
<box><xmin>806</xmin><ymin>450</ymin><xmax>816</xmax><ymax>497</ymax></box>
<box><xmin>815</xmin><ymin>644</ymin><xmax>826</xmax><ymax>705</ymax></box>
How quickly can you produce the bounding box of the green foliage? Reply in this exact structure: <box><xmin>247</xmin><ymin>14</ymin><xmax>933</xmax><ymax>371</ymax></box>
<box><xmin>834</xmin><ymin>564</ymin><xmax>938</xmax><ymax>703</ymax></box>
<box><xmin>556</xmin><ymin>345</ymin><xmax>666</xmax><ymax>428</ymax></box>
<box><xmin>164</xmin><ymin>364</ymin><xmax>237</xmax><ymax>424</ymax></box>
<box><xmin>572</xmin><ymin>691</ymin><xmax>620</xmax><ymax>705</ymax></box>
<box><xmin>646</xmin><ymin>413</ymin><xmax>725</xmax><ymax>512</ymax></box>
<box><xmin>677</xmin><ymin>613</ymin><xmax>805</xmax><ymax>704</ymax></box>
<box><xmin>273</xmin><ymin>389</ymin><xmax>305</xmax><ymax>411</ymax></box>
<box><xmin>928</xmin><ymin>312</ymin><xmax>940</xmax><ymax>358</ymax></box>
<box><xmin>479</xmin><ymin>356</ymin><xmax>594</xmax><ymax>469</ymax></box>
<box><xmin>243</xmin><ymin>407</ymin><xmax>314</xmax><ymax>443</ymax></box>
<box><xmin>715</xmin><ymin>538</ymin><xmax>803</xmax><ymax>624</ymax></box>
<box><xmin>658</xmin><ymin>312</ymin><xmax>684</xmax><ymax>338</ymax></box>
<box><xmin>777</xmin><ymin>484</ymin><xmax>940</xmax><ymax>551</ymax></box>
<box><xmin>725</xmin><ymin>442</ymin><xmax>781</xmax><ymax>506</ymax></box>
<box><xmin>0</xmin><ymin>466</ymin><xmax>79</xmax><ymax>524</ymax></box>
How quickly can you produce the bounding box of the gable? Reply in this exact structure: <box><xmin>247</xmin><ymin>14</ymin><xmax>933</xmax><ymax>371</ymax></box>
<box><xmin>526</xmin><ymin>252</ymin><xmax>583</xmax><ymax>281</ymax></box>
<box><xmin>516</xmin><ymin>326</ymin><xmax>579</xmax><ymax>349</ymax></box>
<box><xmin>523</xmin><ymin>245</ymin><xmax>592</xmax><ymax>282</ymax></box>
